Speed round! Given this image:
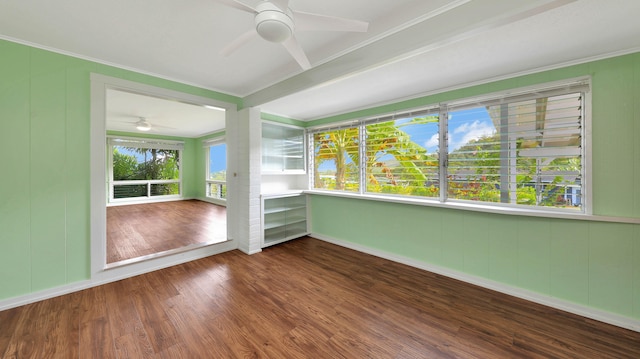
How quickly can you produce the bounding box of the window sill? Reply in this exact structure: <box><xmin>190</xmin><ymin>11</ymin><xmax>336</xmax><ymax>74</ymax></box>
<box><xmin>304</xmin><ymin>190</ymin><xmax>640</xmax><ymax>225</ymax></box>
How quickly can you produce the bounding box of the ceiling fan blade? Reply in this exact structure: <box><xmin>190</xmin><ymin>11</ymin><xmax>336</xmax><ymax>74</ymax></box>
<box><xmin>293</xmin><ymin>10</ymin><xmax>368</xmax><ymax>32</ymax></box>
<box><xmin>212</xmin><ymin>0</ymin><xmax>257</xmax><ymax>14</ymax></box>
<box><xmin>220</xmin><ymin>29</ymin><xmax>259</xmax><ymax>57</ymax></box>
<box><xmin>270</xmin><ymin>0</ymin><xmax>290</xmax><ymax>12</ymax></box>
<box><xmin>282</xmin><ymin>36</ymin><xmax>311</xmax><ymax>70</ymax></box>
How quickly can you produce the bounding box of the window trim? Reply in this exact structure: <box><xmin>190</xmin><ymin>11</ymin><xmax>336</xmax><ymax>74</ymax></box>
<box><xmin>303</xmin><ymin>188</ymin><xmax>640</xmax><ymax>224</ymax></box>
<box><xmin>308</xmin><ymin>77</ymin><xmax>593</xmax><ymax>215</ymax></box>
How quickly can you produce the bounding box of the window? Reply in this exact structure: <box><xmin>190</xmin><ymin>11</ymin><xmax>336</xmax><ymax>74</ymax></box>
<box><xmin>205</xmin><ymin>138</ymin><xmax>227</xmax><ymax>201</ymax></box>
<box><xmin>309</xmin><ymin>79</ymin><xmax>589</xmax><ymax>212</ymax></box>
<box><xmin>311</xmin><ymin>123</ymin><xmax>360</xmax><ymax>192</ymax></box>
<box><xmin>365</xmin><ymin>110</ymin><xmax>440</xmax><ymax>197</ymax></box>
<box><xmin>447</xmin><ymin>92</ymin><xmax>583</xmax><ymax>208</ymax></box>
<box><xmin>108</xmin><ymin>137</ymin><xmax>183</xmax><ymax>202</ymax></box>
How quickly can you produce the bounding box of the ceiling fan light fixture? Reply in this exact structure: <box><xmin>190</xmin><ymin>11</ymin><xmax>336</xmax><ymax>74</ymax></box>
<box><xmin>135</xmin><ymin>119</ymin><xmax>151</xmax><ymax>131</ymax></box>
<box><xmin>255</xmin><ymin>3</ymin><xmax>294</xmax><ymax>43</ymax></box>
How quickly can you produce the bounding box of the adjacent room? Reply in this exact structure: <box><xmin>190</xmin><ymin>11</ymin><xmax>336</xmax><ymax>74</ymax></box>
<box><xmin>1</xmin><ymin>0</ymin><xmax>640</xmax><ymax>357</ymax></box>
<box><xmin>104</xmin><ymin>88</ymin><xmax>229</xmax><ymax>265</ymax></box>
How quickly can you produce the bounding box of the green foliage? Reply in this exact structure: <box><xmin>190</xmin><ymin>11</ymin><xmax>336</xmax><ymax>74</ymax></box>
<box><xmin>209</xmin><ymin>170</ymin><xmax>226</xmax><ymax>181</ymax></box>
<box><xmin>314</xmin><ymin>128</ymin><xmax>360</xmax><ymax>191</ymax></box>
<box><xmin>313</xmin><ymin>116</ymin><xmax>440</xmax><ymax>197</ymax></box>
<box><xmin>365</xmin><ymin>118</ymin><xmax>439</xmax><ymax>197</ymax></box>
<box><xmin>112</xmin><ymin>147</ymin><xmax>180</xmax><ymax>181</ymax></box>
<box><xmin>112</xmin><ymin>149</ymin><xmax>138</xmax><ymax>181</ymax></box>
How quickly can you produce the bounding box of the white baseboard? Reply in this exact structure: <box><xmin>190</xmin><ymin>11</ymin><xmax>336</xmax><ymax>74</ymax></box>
<box><xmin>311</xmin><ymin>233</ymin><xmax>640</xmax><ymax>333</ymax></box>
<box><xmin>0</xmin><ymin>240</ymin><xmax>237</xmax><ymax>312</ymax></box>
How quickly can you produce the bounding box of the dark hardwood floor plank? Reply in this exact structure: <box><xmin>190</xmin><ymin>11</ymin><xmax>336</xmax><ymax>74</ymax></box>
<box><xmin>130</xmin><ymin>289</ymin><xmax>179</xmax><ymax>354</ymax></box>
<box><xmin>2</xmin><ymin>236</ymin><xmax>640</xmax><ymax>358</ymax></box>
<box><xmin>79</xmin><ymin>318</ymin><xmax>117</xmax><ymax>359</ymax></box>
<box><xmin>0</xmin><ymin>306</ymin><xmax>22</xmax><ymax>356</ymax></box>
<box><xmin>107</xmin><ymin>200</ymin><xmax>226</xmax><ymax>264</ymax></box>
<box><xmin>113</xmin><ymin>333</ymin><xmax>154</xmax><ymax>359</ymax></box>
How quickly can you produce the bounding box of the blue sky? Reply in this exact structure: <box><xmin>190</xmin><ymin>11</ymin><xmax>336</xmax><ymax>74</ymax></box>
<box><xmin>409</xmin><ymin>107</ymin><xmax>495</xmax><ymax>153</ymax></box>
<box><xmin>209</xmin><ymin>143</ymin><xmax>226</xmax><ymax>173</ymax></box>
<box><xmin>115</xmin><ymin>146</ymin><xmax>145</xmax><ymax>163</ymax></box>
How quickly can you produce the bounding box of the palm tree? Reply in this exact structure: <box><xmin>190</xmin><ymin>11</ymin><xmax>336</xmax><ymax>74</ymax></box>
<box><xmin>314</xmin><ymin>127</ymin><xmax>359</xmax><ymax>190</ymax></box>
<box><xmin>313</xmin><ymin>116</ymin><xmax>439</xmax><ymax>195</ymax></box>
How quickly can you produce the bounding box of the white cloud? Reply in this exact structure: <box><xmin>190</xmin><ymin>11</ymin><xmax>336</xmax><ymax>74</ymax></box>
<box><xmin>449</xmin><ymin>120</ymin><xmax>495</xmax><ymax>151</ymax></box>
<box><xmin>424</xmin><ymin>133</ymin><xmax>439</xmax><ymax>149</ymax></box>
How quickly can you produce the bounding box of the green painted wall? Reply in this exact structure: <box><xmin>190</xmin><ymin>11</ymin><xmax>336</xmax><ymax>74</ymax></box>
<box><xmin>309</xmin><ymin>53</ymin><xmax>640</xmax><ymax>320</ymax></box>
<box><xmin>0</xmin><ymin>39</ymin><xmax>240</xmax><ymax>300</ymax></box>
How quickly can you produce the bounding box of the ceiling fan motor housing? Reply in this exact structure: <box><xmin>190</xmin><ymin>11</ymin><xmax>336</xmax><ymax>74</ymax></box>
<box><xmin>255</xmin><ymin>2</ymin><xmax>294</xmax><ymax>43</ymax></box>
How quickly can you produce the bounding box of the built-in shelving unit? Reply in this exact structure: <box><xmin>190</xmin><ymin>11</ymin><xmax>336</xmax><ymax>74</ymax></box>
<box><xmin>261</xmin><ymin>193</ymin><xmax>308</xmax><ymax>247</ymax></box>
<box><xmin>262</xmin><ymin>122</ymin><xmax>305</xmax><ymax>173</ymax></box>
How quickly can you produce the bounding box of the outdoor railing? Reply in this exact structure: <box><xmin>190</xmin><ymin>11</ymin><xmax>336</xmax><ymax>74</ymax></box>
<box><xmin>206</xmin><ymin>180</ymin><xmax>227</xmax><ymax>200</ymax></box>
<box><xmin>112</xmin><ymin>179</ymin><xmax>180</xmax><ymax>200</ymax></box>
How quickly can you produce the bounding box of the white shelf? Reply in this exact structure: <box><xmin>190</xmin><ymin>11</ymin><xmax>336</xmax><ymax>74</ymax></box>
<box><xmin>264</xmin><ymin>205</ymin><xmax>306</xmax><ymax>214</ymax></box>
<box><xmin>261</xmin><ymin>193</ymin><xmax>309</xmax><ymax>248</ymax></box>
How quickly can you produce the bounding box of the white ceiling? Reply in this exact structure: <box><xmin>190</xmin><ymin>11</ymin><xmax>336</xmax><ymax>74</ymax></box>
<box><xmin>106</xmin><ymin>89</ymin><xmax>226</xmax><ymax>137</ymax></box>
<box><xmin>1</xmin><ymin>0</ymin><xmax>640</xmax><ymax>134</ymax></box>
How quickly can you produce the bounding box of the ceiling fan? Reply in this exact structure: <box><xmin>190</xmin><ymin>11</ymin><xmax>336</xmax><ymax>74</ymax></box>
<box><xmin>134</xmin><ymin>118</ymin><xmax>153</xmax><ymax>131</ymax></box>
<box><xmin>215</xmin><ymin>0</ymin><xmax>369</xmax><ymax>70</ymax></box>
<box><xmin>112</xmin><ymin>117</ymin><xmax>175</xmax><ymax>132</ymax></box>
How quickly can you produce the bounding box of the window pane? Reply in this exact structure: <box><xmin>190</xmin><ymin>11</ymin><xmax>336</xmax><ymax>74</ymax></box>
<box><xmin>365</xmin><ymin>114</ymin><xmax>439</xmax><ymax>197</ymax></box>
<box><xmin>113</xmin><ymin>184</ymin><xmax>147</xmax><ymax>199</ymax></box>
<box><xmin>207</xmin><ymin>182</ymin><xmax>227</xmax><ymax>199</ymax></box>
<box><xmin>113</xmin><ymin>146</ymin><xmax>180</xmax><ymax>181</ymax></box>
<box><xmin>207</xmin><ymin>142</ymin><xmax>226</xmax><ymax>200</ymax></box>
<box><xmin>447</xmin><ymin>93</ymin><xmax>582</xmax><ymax>209</ymax></box>
<box><xmin>313</xmin><ymin>127</ymin><xmax>360</xmax><ymax>192</ymax></box>
<box><xmin>208</xmin><ymin>143</ymin><xmax>227</xmax><ymax>180</ymax></box>
<box><xmin>151</xmin><ymin>183</ymin><xmax>180</xmax><ymax>196</ymax></box>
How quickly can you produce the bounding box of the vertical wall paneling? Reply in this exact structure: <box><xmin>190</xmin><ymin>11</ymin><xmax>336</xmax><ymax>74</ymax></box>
<box><xmin>0</xmin><ymin>41</ymin><xmax>32</xmax><ymax>297</ymax></box>
<box><xmin>588</xmin><ymin>222</ymin><xmax>635</xmax><ymax>317</ymax></box>
<box><xmin>634</xmin><ymin>54</ymin><xmax>640</xmax><ymax>219</ymax></box>
<box><xmin>65</xmin><ymin>58</ymin><xmax>94</xmax><ymax>281</ymax></box>
<box><xmin>439</xmin><ymin>210</ymin><xmax>466</xmax><ymax>269</ymax></box>
<box><xmin>487</xmin><ymin>216</ymin><xmax>519</xmax><ymax>286</ymax></box>
<box><xmin>391</xmin><ymin>203</ymin><xmax>435</xmax><ymax>261</ymax></box>
<box><xmin>29</xmin><ymin>49</ymin><xmax>69</xmax><ymax>290</ymax></box>
<box><xmin>419</xmin><ymin>207</ymin><xmax>443</xmax><ymax>266</ymax></box>
<box><xmin>181</xmin><ymin>138</ymin><xmax>197</xmax><ymax>199</ymax></box>
<box><xmin>633</xmin><ymin>225</ymin><xmax>640</xmax><ymax>319</ymax></box>
<box><xmin>548</xmin><ymin>221</ymin><xmax>589</xmax><ymax>305</ymax></box>
<box><xmin>462</xmin><ymin>213</ymin><xmax>490</xmax><ymax>277</ymax></box>
<box><xmin>591</xmin><ymin>56</ymin><xmax>635</xmax><ymax>217</ymax></box>
<box><xmin>516</xmin><ymin>217</ymin><xmax>551</xmax><ymax>294</ymax></box>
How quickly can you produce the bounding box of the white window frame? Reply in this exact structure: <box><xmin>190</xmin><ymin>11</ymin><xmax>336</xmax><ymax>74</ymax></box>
<box><xmin>308</xmin><ymin>77</ymin><xmax>592</xmax><ymax>215</ymax></box>
<box><xmin>107</xmin><ymin>136</ymin><xmax>184</xmax><ymax>205</ymax></box>
<box><xmin>204</xmin><ymin>136</ymin><xmax>227</xmax><ymax>205</ymax></box>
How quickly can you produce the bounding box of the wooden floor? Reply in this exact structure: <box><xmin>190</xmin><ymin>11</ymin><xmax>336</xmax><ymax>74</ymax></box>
<box><xmin>1</xmin><ymin>237</ymin><xmax>639</xmax><ymax>358</ymax></box>
<box><xmin>107</xmin><ymin>200</ymin><xmax>227</xmax><ymax>264</ymax></box>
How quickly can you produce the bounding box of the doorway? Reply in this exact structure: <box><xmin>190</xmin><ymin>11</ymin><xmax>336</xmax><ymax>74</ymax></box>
<box><xmin>90</xmin><ymin>74</ymin><xmax>238</xmax><ymax>274</ymax></box>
